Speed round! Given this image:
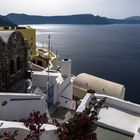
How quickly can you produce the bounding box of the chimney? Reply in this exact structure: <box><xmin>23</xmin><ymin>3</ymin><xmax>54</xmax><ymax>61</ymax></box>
<box><xmin>61</xmin><ymin>59</ymin><xmax>71</xmax><ymax>77</ymax></box>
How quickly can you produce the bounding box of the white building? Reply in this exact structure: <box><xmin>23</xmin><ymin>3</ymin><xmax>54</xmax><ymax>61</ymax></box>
<box><xmin>1</xmin><ymin>58</ymin><xmax>140</xmax><ymax>140</ymax></box>
<box><xmin>32</xmin><ymin>59</ymin><xmax>76</xmax><ymax>110</ymax></box>
<box><xmin>0</xmin><ymin>120</ymin><xmax>58</xmax><ymax>140</ymax></box>
<box><xmin>0</xmin><ymin>59</ymin><xmax>75</xmax><ymax>140</ymax></box>
<box><xmin>0</xmin><ymin>88</ymin><xmax>58</xmax><ymax>139</ymax></box>
<box><xmin>0</xmin><ymin>91</ymin><xmax>46</xmax><ymax>121</ymax></box>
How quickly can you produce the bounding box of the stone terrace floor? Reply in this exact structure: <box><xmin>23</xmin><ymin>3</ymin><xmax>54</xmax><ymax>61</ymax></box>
<box><xmin>51</xmin><ymin>107</ymin><xmax>75</xmax><ymax>123</ymax></box>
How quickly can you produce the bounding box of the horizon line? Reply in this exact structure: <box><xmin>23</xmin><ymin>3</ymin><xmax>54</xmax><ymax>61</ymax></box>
<box><xmin>2</xmin><ymin>12</ymin><xmax>140</xmax><ymax>20</ymax></box>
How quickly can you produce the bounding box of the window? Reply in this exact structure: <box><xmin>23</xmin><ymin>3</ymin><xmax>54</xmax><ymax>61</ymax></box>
<box><xmin>37</xmin><ymin>60</ymin><xmax>43</xmax><ymax>66</ymax></box>
<box><xmin>10</xmin><ymin>60</ymin><xmax>15</xmax><ymax>75</ymax></box>
<box><xmin>17</xmin><ymin>57</ymin><xmax>22</xmax><ymax>71</ymax></box>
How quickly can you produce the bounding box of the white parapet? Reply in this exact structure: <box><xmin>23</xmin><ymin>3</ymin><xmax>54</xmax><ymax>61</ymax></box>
<box><xmin>0</xmin><ymin>93</ymin><xmax>46</xmax><ymax>121</ymax></box>
<box><xmin>76</xmin><ymin>93</ymin><xmax>140</xmax><ymax>137</ymax></box>
<box><xmin>0</xmin><ymin>120</ymin><xmax>58</xmax><ymax>140</ymax></box>
<box><xmin>133</xmin><ymin>127</ymin><xmax>140</xmax><ymax>140</ymax></box>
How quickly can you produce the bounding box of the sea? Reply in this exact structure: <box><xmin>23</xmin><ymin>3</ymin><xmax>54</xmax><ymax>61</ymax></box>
<box><xmin>28</xmin><ymin>24</ymin><xmax>140</xmax><ymax>104</ymax></box>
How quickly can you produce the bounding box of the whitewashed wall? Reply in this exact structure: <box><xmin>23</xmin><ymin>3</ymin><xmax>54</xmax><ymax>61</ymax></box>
<box><xmin>0</xmin><ymin>121</ymin><xmax>58</xmax><ymax>140</ymax></box>
<box><xmin>0</xmin><ymin>93</ymin><xmax>46</xmax><ymax>121</ymax></box>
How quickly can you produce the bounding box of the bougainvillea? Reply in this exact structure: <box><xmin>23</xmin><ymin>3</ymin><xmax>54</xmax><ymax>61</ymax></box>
<box><xmin>0</xmin><ymin>95</ymin><xmax>107</xmax><ymax>140</ymax></box>
<box><xmin>53</xmin><ymin>96</ymin><xmax>107</xmax><ymax>140</ymax></box>
<box><xmin>24</xmin><ymin>111</ymin><xmax>48</xmax><ymax>140</ymax></box>
<box><xmin>0</xmin><ymin>130</ymin><xmax>18</xmax><ymax>140</ymax></box>
<box><xmin>0</xmin><ymin>111</ymin><xmax>48</xmax><ymax>140</ymax></box>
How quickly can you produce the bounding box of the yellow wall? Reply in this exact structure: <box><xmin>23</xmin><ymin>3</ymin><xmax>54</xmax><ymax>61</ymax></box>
<box><xmin>0</xmin><ymin>27</ymin><xmax>56</xmax><ymax>68</ymax></box>
<box><xmin>0</xmin><ymin>27</ymin><xmax>38</xmax><ymax>59</ymax></box>
<box><xmin>0</xmin><ymin>27</ymin><xmax>36</xmax><ymax>48</ymax></box>
<box><xmin>17</xmin><ymin>28</ymin><xmax>36</xmax><ymax>49</ymax></box>
<box><xmin>17</xmin><ymin>28</ymin><xmax>38</xmax><ymax>59</ymax></box>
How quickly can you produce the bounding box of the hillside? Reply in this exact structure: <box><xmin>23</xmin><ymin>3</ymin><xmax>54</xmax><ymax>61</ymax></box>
<box><xmin>109</xmin><ymin>16</ymin><xmax>140</xmax><ymax>24</ymax></box>
<box><xmin>125</xmin><ymin>16</ymin><xmax>140</xmax><ymax>20</ymax></box>
<box><xmin>0</xmin><ymin>15</ymin><xmax>17</xmax><ymax>26</ymax></box>
<box><xmin>3</xmin><ymin>13</ymin><xmax>140</xmax><ymax>25</ymax></box>
<box><xmin>6</xmin><ymin>13</ymin><xmax>111</xmax><ymax>25</ymax></box>
<box><xmin>124</xmin><ymin>16</ymin><xmax>140</xmax><ymax>24</ymax></box>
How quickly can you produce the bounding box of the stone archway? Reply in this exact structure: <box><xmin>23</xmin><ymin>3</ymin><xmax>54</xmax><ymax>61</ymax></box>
<box><xmin>17</xmin><ymin>57</ymin><xmax>22</xmax><ymax>71</ymax></box>
<box><xmin>8</xmin><ymin>31</ymin><xmax>25</xmax><ymax>46</ymax></box>
<box><xmin>10</xmin><ymin>60</ymin><xmax>15</xmax><ymax>75</ymax></box>
<box><xmin>0</xmin><ymin>31</ymin><xmax>28</xmax><ymax>91</ymax></box>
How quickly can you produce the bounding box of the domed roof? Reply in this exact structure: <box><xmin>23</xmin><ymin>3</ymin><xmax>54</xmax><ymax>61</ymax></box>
<box><xmin>73</xmin><ymin>73</ymin><xmax>125</xmax><ymax>99</ymax></box>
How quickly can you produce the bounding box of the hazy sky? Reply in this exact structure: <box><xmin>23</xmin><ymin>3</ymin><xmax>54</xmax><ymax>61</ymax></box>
<box><xmin>1</xmin><ymin>0</ymin><xmax>140</xmax><ymax>18</ymax></box>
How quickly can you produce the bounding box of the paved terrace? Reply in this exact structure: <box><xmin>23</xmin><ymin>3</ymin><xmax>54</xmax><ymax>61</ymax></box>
<box><xmin>77</xmin><ymin>93</ymin><xmax>140</xmax><ymax>137</ymax></box>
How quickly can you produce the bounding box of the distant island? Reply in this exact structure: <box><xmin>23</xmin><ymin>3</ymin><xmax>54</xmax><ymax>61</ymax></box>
<box><xmin>1</xmin><ymin>13</ymin><xmax>140</xmax><ymax>25</ymax></box>
<box><xmin>6</xmin><ymin>13</ymin><xmax>111</xmax><ymax>25</ymax></box>
<box><xmin>109</xmin><ymin>16</ymin><xmax>140</xmax><ymax>24</ymax></box>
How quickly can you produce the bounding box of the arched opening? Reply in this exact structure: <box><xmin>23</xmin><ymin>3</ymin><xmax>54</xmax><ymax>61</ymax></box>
<box><xmin>10</xmin><ymin>60</ymin><xmax>15</xmax><ymax>75</ymax></box>
<box><xmin>32</xmin><ymin>59</ymin><xmax>36</xmax><ymax>64</ymax></box>
<box><xmin>8</xmin><ymin>31</ymin><xmax>25</xmax><ymax>47</ymax></box>
<box><xmin>17</xmin><ymin>57</ymin><xmax>22</xmax><ymax>71</ymax></box>
<box><xmin>37</xmin><ymin>60</ymin><xmax>43</xmax><ymax>67</ymax></box>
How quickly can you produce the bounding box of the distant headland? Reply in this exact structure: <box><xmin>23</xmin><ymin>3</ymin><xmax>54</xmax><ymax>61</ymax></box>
<box><xmin>1</xmin><ymin>13</ymin><xmax>140</xmax><ymax>25</ymax></box>
<box><xmin>0</xmin><ymin>15</ymin><xmax>17</xmax><ymax>26</ymax></box>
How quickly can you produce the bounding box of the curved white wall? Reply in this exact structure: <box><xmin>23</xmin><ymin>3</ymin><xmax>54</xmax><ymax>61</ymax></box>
<box><xmin>0</xmin><ymin>121</ymin><xmax>58</xmax><ymax>140</ymax></box>
<box><xmin>74</xmin><ymin>73</ymin><xmax>125</xmax><ymax>99</ymax></box>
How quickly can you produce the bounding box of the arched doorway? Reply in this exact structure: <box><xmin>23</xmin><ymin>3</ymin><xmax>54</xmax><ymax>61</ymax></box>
<box><xmin>10</xmin><ymin>60</ymin><xmax>15</xmax><ymax>75</ymax></box>
<box><xmin>17</xmin><ymin>57</ymin><xmax>22</xmax><ymax>71</ymax></box>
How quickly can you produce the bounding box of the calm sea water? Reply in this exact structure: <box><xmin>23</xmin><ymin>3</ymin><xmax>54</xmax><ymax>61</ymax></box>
<box><xmin>30</xmin><ymin>24</ymin><xmax>140</xmax><ymax>104</ymax></box>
